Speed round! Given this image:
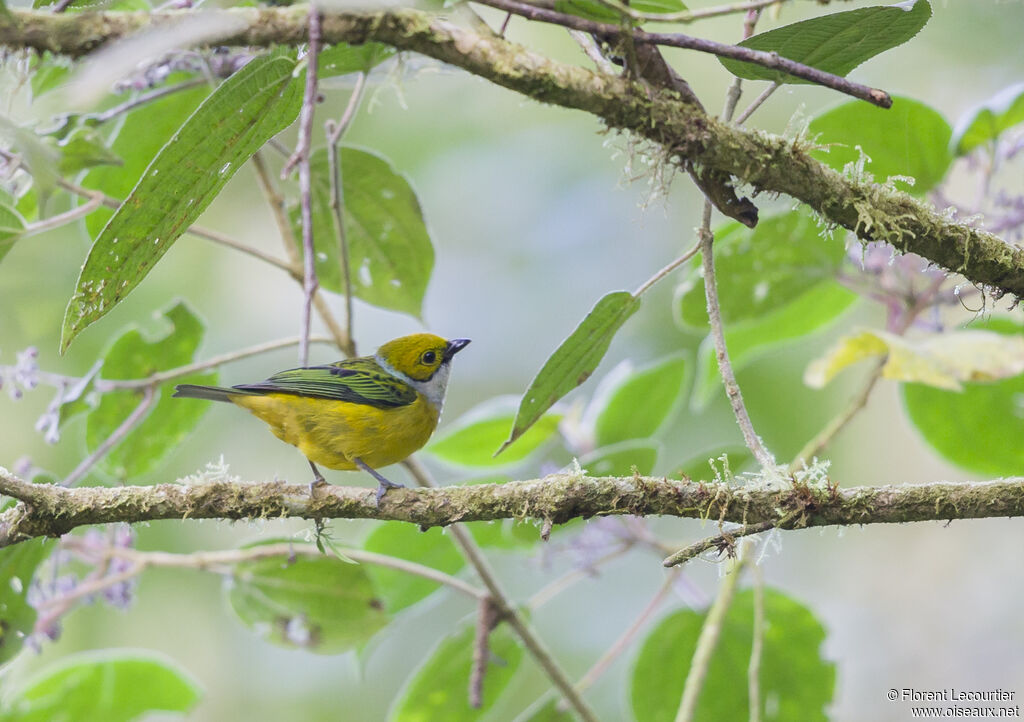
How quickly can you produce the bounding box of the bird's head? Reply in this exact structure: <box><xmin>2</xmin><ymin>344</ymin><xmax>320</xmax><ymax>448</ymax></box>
<box><xmin>376</xmin><ymin>334</ymin><xmax>470</xmax><ymax>382</ymax></box>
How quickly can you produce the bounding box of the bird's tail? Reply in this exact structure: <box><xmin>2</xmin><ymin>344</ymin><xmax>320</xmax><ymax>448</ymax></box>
<box><xmin>173</xmin><ymin>384</ymin><xmax>239</xmax><ymax>403</ymax></box>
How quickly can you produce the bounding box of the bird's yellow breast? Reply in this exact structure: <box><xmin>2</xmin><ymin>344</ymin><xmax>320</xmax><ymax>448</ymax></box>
<box><xmin>230</xmin><ymin>392</ymin><xmax>440</xmax><ymax>471</ymax></box>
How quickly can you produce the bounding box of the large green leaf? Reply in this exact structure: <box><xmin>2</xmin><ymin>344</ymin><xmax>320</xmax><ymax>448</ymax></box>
<box><xmin>631</xmin><ymin>589</ymin><xmax>835</xmax><ymax>722</ymax></box>
<box><xmin>903</xmin><ymin>319</ymin><xmax>1024</xmax><ymax>476</ymax></box>
<box><xmin>498</xmin><ymin>291</ymin><xmax>641</xmax><ymax>456</ymax></box>
<box><xmin>85</xmin><ymin>302</ymin><xmax>213</xmax><ymax>480</ymax></box>
<box><xmin>0</xmin><ymin>195</ymin><xmax>26</xmax><ymax>265</ymax></box>
<box><xmin>690</xmin><ymin>282</ymin><xmax>857</xmax><ymax>409</ymax></box>
<box><xmin>363</xmin><ymin>524</ymin><xmax>465</xmax><ymax>613</ymax></box>
<box><xmin>0</xmin><ymin>539</ymin><xmax>53</xmax><ymax>667</ymax></box>
<box><xmin>226</xmin><ymin>544</ymin><xmax>388</xmax><ymax>654</ymax></box>
<box><xmin>952</xmin><ymin>82</ymin><xmax>1024</xmax><ymax>155</ymax></box>
<box><xmin>719</xmin><ymin>0</ymin><xmax>931</xmax><ymax>84</ymax></box>
<box><xmin>81</xmin><ymin>77</ymin><xmax>210</xmax><ymax>239</ymax></box>
<box><xmin>581</xmin><ymin>439</ymin><xmax>659</xmax><ymax>476</ymax></box>
<box><xmin>428</xmin><ymin>398</ymin><xmax>562</xmax><ymax>468</ymax></box>
<box><xmin>288</xmin><ymin>147</ymin><xmax>434</xmax><ymax>318</ymax></box>
<box><xmin>392</xmin><ymin>622</ymin><xmax>524</xmax><ymax>721</ymax></box>
<box><xmin>1</xmin><ymin>649</ymin><xmax>200</xmax><ymax>722</ymax></box>
<box><xmin>676</xmin><ymin>212</ymin><xmax>846</xmax><ymax>328</ymax></box>
<box><xmin>62</xmin><ymin>51</ymin><xmax>302</xmax><ymax>352</ymax></box>
<box><xmin>592</xmin><ymin>354</ymin><xmax>687</xmax><ymax>447</ymax></box>
<box><xmin>809</xmin><ymin>97</ymin><xmax>952</xmax><ymax>194</ymax></box>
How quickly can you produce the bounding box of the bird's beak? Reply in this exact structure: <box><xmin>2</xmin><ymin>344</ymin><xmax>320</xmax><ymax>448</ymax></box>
<box><xmin>444</xmin><ymin>338</ymin><xmax>471</xmax><ymax>361</ymax></box>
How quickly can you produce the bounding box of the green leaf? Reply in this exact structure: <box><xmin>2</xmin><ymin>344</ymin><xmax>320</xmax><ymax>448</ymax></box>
<box><xmin>953</xmin><ymin>82</ymin><xmax>1024</xmax><ymax>155</ymax></box>
<box><xmin>0</xmin><ymin>539</ymin><xmax>53</xmax><ymax>667</ymax></box>
<box><xmin>581</xmin><ymin>439</ymin><xmax>659</xmax><ymax>476</ymax></box>
<box><xmin>61</xmin><ymin>51</ymin><xmax>302</xmax><ymax>352</ymax></box>
<box><xmin>289</xmin><ymin>147</ymin><xmax>434</xmax><ymax>318</ymax></box>
<box><xmin>85</xmin><ymin>302</ymin><xmax>212</xmax><ymax>479</ymax></box>
<box><xmin>690</xmin><ymin>282</ymin><xmax>857</xmax><ymax>409</ymax></box>
<box><xmin>676</xmin><ymin>211</ymin><xmax>846</xmax><ymax>328</ymax></box>
<box><xmin>903</xmin><ymin>319</ymin><xmax>1024</xmax><ymax>476</ymax></box>
<box><xmin>319</xmin><ymin>42</ymin><xmax>395</xmax><ymax>78</ymax></box>
<box><xmin>49</xmin><ymin>126</ymin><xmax>122</xmax><ymax>175</ymax></box>
<box><xmin>392</xmin><ymin>622</ymin><xmax>524</xmax><ymax>721</ymax></box>
<box><xmin>1</xmin><ymin>649</ymin><xmax>200</xmax><ymax>722</ymax></box>
<box><xmin>30</xmin><ymin>53</ymin><xmax>72</xmax><ymax>98</ymax></box>
<box><xmin>428</xmin><ymin>398</ymin><xmax>562</xmax><ymax>468</ymax></box>
<box><xmin>719</xmin><ymin>0</ymin><xmax>931</xmax><ymax>84</ymax></box>
<box><xmin>81</xmin><ymin>76</ymin><xmax>210</xmax><ymax>239</ymax></box>
<box><xmin>809</xmin><ymin>96</ymin><xmax>952</xmax><ymax>194</ymax></box>
<box><xmin>631</xmin><ymin>589</ymin><xmax>835</xmax><ymax>722</ymax></box>
<box><xmin>0</xmin><ymin>195</ymin><xmax>26</xmax><ymax>265</ymax></box>
<box><xmin>592</xmin><ymin>354</ymin><xmax>687</xmax><ymax>447</ymax></box>
<box><xmin>363</xmin><ymin>524</ymin><xmax>464</xmax><ymax>613</ymax></box>
<box><xmin>226</xmin><ymin>544</ymin><xmax>388</xmax><ymax>654</ymax></box>
<box><xmin>555</xmin><ymin>0</ymin><xmax>684</xmax><ymax>22</ymax></box>
<box><xmin>498</xmin><ymin>291</ymin><xmax>641</xmax><ymax>456</ymax></box>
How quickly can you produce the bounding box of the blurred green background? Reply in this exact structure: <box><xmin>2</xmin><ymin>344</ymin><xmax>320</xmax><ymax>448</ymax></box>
<box><xmin>2</xmin><ymin>1</ymin><xmax>1023</xmax><ymax>720</ymax></box>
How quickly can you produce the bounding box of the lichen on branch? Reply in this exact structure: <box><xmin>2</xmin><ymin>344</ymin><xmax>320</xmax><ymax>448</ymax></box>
<box><xmin>2</xmin><ymin>467</ymin><xmax>1023</xmax><ymax>549</ymax></box>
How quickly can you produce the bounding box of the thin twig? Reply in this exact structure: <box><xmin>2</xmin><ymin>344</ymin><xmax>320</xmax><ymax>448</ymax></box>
<box><xmin>402</xmin><ymin>457</ymin><xmax>600</xmax><ymax>722</ymax></box>
<box><xmin>61</xmin><ymin>386</ymin><xmax>156</xmax><ymax>488</ymax></box>
<box><xmin>475</xmin><ymin>0</ymin><xmax>891</xmax><ymax>108</ymax></box>
<box><xmin>674</xmin><ymin>553</ymin><xmax>747</xmax><ymax>722</ymax></box>
<box><xmin>734</xmin><ymin>82</ymin><xmax>779</xmax><ymax>126</ymax></box>
<box><xmin>22</xmin><ymin>191</ymin><xmax>104</xmax><ymax>236</ymax></box>
<box><xmin>85</xmin><ymin>79</ymin><xmax>207</xmax><ymax>126</ymax></box>
<box><xmin>324</xmin><ymin>72</ymin><xmax>367</xmax><ymax>358</ymax></box>
<box><xmin>632</xmin><ymin>240</ymin><xmax>702</xmax><ymax>297</ymax></box>
<box><xmin>662</xmin><ymin>513</ymin><xmax>796</xmax><ymax>568</ymax></box>
<box><xmin>99</xmin><ymin>335</ymin><xmax>335</xmax><ymax>391</ymax></box>
<box><xmin>287</xmin><ymin>9</ymin><xmax>324</xmax><ymax>366</ymax></box>
<box><xmin>470</xmin><ymin>596</ymin><xmax>500</xmax><ymax>708</ymax></box>
<box><xmin>699</xmin><ymin>212</ymin><xmax>774</xmax><ymax>469</ymax></box>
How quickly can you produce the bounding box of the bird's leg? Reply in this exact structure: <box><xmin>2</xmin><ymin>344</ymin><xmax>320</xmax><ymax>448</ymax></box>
<box><xmin>353</xmin><ymin>457</ymin><xmax>405</xmax><ymax>504</ymax></box>
<box><xmin>308</xmin><ymin>460</ymin><xmax>327</xmax><ymax>497</ymax></box>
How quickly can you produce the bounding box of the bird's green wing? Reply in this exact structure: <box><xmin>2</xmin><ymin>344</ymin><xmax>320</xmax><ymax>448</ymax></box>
<box><xmin>233</xmin><ymin>357</ymin><xmax>417</xmax><ymax>409</ymax></box>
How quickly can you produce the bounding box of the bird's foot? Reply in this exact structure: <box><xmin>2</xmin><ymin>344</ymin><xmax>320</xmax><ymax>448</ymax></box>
<box><xmin>375</xmin><ymin>478</ymin><xmax>406</xmax><ymax>505</ymax></box>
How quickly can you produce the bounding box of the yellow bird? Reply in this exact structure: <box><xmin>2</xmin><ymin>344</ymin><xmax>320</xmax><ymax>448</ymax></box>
<box><xmin>173</xmin><ymin>334</ymin><xmax>470</xmax><ymax>502</ymax></box>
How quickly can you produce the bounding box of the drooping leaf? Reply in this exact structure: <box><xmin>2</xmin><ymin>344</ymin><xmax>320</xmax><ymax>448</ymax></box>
<box><xmin>85</xmin><ymin>302</ymin><xmax>213</xmax><ymax>480</ymax></box>
<box><xmin>592</xmin><ymin>354</ymin><xmax>687</xmax><ymax>447</ymax></box>
<box><xmin>581</xmin><ymin>439</ymin><xmax>659</xmax><ymax>476</ymax></box>
<box><xmin>805</xmin><ymin>328</ymin><xmax>1024</xmax><ymax>391</ymax></box>
<box><xmin>903</xmin><ymin>319</ymin><xmax>1024</xmax><ymax>476</ymax></box>
<box><xmin>319</xmin><ymin>42</ymin><xmax>395</xmax><ymax>78</ymax></box>
<box><xmin>952</xmin><ymin>82</ymin><xmax>1024</xmax><ymax>155</ymax></box>
<box><xmin>498</xmin><ymin>291</ymin><xmax>641</xmax><ymax>456</ymax></box>
<box><xmin>392</xmin><ymin>622</ymin><xmax>524</xmax><ymax>721</ymax></box>
<box><xmin>288</xmin><ymin>147</ymin><xmax>434</xmax><ymax>318</ymax></box>
<box><xmin>49</xmin><ymin>126</ymin><xmax>122</xmax><ymax>175</ymax></box>
<box><xmin>690</xmin><ymin>282</ymin><xmax>857</xmax><ymax>409</ymax></box>
<box><xmin>61</xmin><ymin>51</ymin><xmax>302</xmax><ymax>352</ymax></box>
<box><xmin>428</xmin><ymin>398</ymin><xmax>562</xmax><ymax>468</ymax></box>
<box><xmin>81</xmin><ymin>76</ymin><xmax>210</xmax><ymax>239</ymax></box>
<box><xmin>631</xmin><ymin>589</ymin><xmax>835</xmax><ymax>722</ymax></box>
<box><xmin>719</xmin><ymin>0</ymin><xmax>931</xmax><ymax>84</ymax></box>
<box><xmin>363</xmin><ymin>524</ymin><xmax>464</xmax><ymax>613</ymax></box>
<box><xmin>226</xmin><ymin>544</ymin><xmax>388</xmax><ymax>654</ymax></box>
<box><xmin>676</xmin><ymin>212</ymin><xmax>846</xmax><ymax>328</ymax></box>
<box><xmin>809</xmin><ymin>97</ymin><xmax>953</xmax><ymax>194</ymax></box>
<box><xmin>0</xmin><ymin>539</ymin><xmax>53</xmax><ymax>667</ymax></box>
<box><xmin>0</xmin><ymin>649</ymin><xmax>200</xmax><ymax>722</ymax></box>
<box><xmin>0</xmin><ymin>195</ymin><xmax>26</xmax><ymax>265</ymax></box>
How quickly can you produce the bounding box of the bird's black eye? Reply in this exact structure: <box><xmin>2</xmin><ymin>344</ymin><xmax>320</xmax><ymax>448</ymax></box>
<box><xmin>421</xmin><ymin>350</ymin><xmax>437</xmax><ymax>365</ymax></box>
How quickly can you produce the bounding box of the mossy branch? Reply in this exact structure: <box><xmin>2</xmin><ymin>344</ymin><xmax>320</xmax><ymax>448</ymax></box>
<box><xmin>1</xmin><ymin>6</ymin><xmax>1023</xmax><ymax>297</ymax></box>
<box><xmin>2</xmin><ymin>467</ymin><xmax>1023</xmax><ymax>549</ymax></box>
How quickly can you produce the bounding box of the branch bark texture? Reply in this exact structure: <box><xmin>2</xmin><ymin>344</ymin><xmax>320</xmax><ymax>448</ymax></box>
<box><xmin>3</xmin><ymin>6</ymin><xmax>1021</xmax><ymax>297</ymax></box>
<box><xmin>2</xmin><ymin>468</ymin><xmax>1023</xmax><ymax>549</ymax></box>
